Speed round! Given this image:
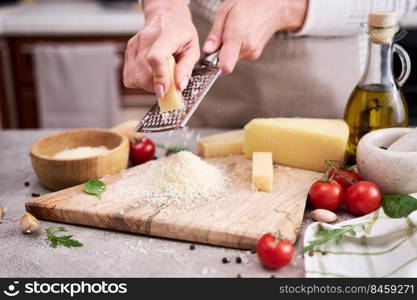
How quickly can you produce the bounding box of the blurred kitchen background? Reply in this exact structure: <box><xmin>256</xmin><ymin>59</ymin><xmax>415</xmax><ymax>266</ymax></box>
<box><xmin>0</xmin><ymin>0</ymin><xmax>416</xmax><ymax>130</ymax></box>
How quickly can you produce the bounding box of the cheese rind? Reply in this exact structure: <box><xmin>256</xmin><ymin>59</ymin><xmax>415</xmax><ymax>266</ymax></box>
<box><xmin>252</xmin><ymin>152</ymin><xmax>273</xmax><ymax>192</ymax></box>
<box><xmin>158</xmin><ymin>56</ymin><xmax>184</xmax><ymax>112</ymax></box>
<box><xmin>198</xmin><ymin>130</ymin><xmax>244</xmax><ymax>158</ymax></box>
<box><xmin>244</xmin><ymin>118</ymin><xmax>349</xmax><ymax>172</ymax></box>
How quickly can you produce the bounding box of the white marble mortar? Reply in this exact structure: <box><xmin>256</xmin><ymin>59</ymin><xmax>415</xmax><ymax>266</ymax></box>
<box><xmin>357</xmin><ymin>128</ymin><xmax>417</xmax><ymax>194</ymax></box>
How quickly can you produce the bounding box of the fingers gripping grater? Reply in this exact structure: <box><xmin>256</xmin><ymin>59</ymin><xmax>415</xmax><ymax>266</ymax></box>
<box><xmin>134</xmin><ymin>51</ymin><xmax>221</xmax><ymax>133</ymax></box>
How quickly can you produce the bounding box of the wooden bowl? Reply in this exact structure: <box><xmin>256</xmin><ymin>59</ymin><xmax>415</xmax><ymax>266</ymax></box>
<box><xmin>30</xmin><ymin>129</ymin><xmax>129</xmax><ymax>191</ymax></box>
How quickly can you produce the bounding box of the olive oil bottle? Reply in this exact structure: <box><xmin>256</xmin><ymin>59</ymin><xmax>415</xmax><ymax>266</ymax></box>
<box><xmin>344</xmin><ymin>12</ymin><xmax>411</xmax><ymax>164</ymax></box>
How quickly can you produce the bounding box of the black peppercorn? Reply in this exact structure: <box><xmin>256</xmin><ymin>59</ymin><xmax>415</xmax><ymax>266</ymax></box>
<box><xmin>222</xmin><ymin>257</ymin><xmax>230</xmax><ymax>264</ymax></box>
<box><xmin>236</xmin><ymin>273</ymin><xmax>242</xmax><ymax>278</ymax></box>
<box><xmin>235</xmin><ymin>257</ymin><xmax>242</xmax><ymax>264</ymax></box>
<box><xmin>31</xmin><ymin>193</ymin><xmax>40</xmax><ymax>197</ymax></box>
<box><xmin>24</xmin><ymin>182</ymin><xmax>30</xmax><ymax>187</ymax></box>
<box><xmin>270</xmin><ymin>275</ymin><xmax>276</xmax><ymax>278</ymax></box>
<box><xmin>189</xmin><ymin>244</ymin><xmax>195</xmax><ymax>250</ymax></box>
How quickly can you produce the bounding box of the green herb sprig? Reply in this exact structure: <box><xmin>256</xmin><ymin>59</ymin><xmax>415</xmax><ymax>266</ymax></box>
<box><xmin>83</xmin><ymin>179</ymin><xmax>106</xmax><ymax>198</ymax></box>
<box><xmin>303</xmin><ymin>223</ymin><xmax>365</xmax><ymax>254</ymax></box>
<box><xmin>45</xmin><ymin>226</ymin><xmax>83</xmax><ymax>248</ymax></box>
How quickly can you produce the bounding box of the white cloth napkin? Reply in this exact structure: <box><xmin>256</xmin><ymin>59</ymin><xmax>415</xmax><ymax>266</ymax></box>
<box><xmin>304</xmin><ymin>193</ymin><xmax>417</xmax><ymax>277</ymax></box>
<box><xmin>33</xmin><ymin>43</ymin><xmax>121</xmax><ymax>128</ymax></box>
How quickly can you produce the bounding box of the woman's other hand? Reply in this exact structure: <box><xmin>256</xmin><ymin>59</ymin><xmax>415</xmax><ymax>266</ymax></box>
<box><xmin>123</xmin><ymin>0</ymin><xmax>200</xmax><ymax>98</ymax></box>
<box><xmin>203</xmin><ymin>0</ymin><xmax>308</xmax><ymax>74</ymax></box>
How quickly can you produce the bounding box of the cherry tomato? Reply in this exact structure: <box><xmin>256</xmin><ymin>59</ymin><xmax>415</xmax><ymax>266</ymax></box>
<box><xmin>129</xmin><ymin>137</ymin><xmax>155</xmax><ymax>165</ymax></box>
<box><xmin>256</xmin><ymin>233</ymin><xmax>294</xmax><ymax>269</ymax></box>
<box><xmin>308</xmin><ymin>180</ymin><xmax>344</xmax><ymax>211</ymax></box>
<box><xmin>345</xmin><ymin>181</ymin><xmax>381</xmax><ymax>216</ymax></box>
<box><xmin>329</xmin><ymin>168</ymin><xmax>361</xmax><ymax>190</ymax></box>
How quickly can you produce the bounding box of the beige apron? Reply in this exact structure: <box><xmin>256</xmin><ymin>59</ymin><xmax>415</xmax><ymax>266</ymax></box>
<box><xmin>189</xmin><ymin>16</ymin><xmax>362</xmax><ymax>128</ymax></box>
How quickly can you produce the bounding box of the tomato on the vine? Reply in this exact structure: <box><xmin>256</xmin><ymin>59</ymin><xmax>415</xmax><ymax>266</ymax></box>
<box><xmin>329</xmin><ymin>168</ymin><xmax>361</xmax><ymax>190</ymax></box>
<box><xmin>256</xmin><ymin>233</ymin><xmax>294</xmax><ymax>269</ymax></box>
<box><xmin>325</xmin><ymin>160</ymin><xmax>360</xmax><ymax>190</ymax></box>
<box><xmin>308</xmin><ymin>180</ymin><xmax>344</xmax><ymax>211</ymax></box>
<box><xmin>345</xmin><ymin>181</ymin><xmax>381</xmax><ymax>216</ymax></box>
<box><xmin>129</xmin><ymin>137</ymin><xmax>155</xmax><ymax>165</ymax></box>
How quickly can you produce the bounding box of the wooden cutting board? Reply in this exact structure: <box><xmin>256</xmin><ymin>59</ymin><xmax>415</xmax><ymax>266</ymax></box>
<box><xmin>26</xmin><ymin>155</ymin><xmax>320</xmax><ymax>249</ymax></box>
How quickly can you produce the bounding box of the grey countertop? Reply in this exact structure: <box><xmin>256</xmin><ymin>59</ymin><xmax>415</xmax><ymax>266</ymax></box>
<box><xmin>0</xmin><ymin>128</ymin><xmax>356</xmax><ymax>278</ymax></box>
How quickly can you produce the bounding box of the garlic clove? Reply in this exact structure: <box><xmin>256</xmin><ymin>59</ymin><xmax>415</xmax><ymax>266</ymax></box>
<box><xmin>311</xmin><ymin>209</ymin><xmax>338</xmax><ymax>223</ymax></box>
<box><xmin>20</xmin><ymin>212</ymin><xmax>40</xmax><ymax>234</ymax></box>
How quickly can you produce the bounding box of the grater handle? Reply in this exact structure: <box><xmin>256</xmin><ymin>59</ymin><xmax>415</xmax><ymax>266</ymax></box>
<box><xmin>199</xmin><ymin>50</ymin><xmax>220</xmax><ymax>67</ymax></box>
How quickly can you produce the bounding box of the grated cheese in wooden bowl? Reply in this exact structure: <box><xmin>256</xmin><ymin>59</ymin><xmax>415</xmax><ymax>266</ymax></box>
<box><xmin>53</xmin><ymin>146</ymin><xmax>110</xmax><ymax>159</ymax></box>
<box><xmin>102</xmin><ymin>151</ymin><xmax>229</xmax><ymax>210</ymax></box>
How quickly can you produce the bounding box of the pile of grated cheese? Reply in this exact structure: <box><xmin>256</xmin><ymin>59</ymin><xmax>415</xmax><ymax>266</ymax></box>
<box><xmin>53</xmin><ymin>146</ymin><xmax>110</xmax><ymax>159</ymax></box>
<box><xmin>102</xmin><ymin>151</ymin><xmax>228</xmax><ymax>209</ymax></box>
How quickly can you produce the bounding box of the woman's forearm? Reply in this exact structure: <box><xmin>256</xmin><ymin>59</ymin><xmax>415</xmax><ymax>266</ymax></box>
<box><xmin>296</xmin><ymin>0</ymin><xmax>417</xmax><ymax>37</ymax></box>
<box><xmin>283</xmin><ymin>0</ymin><xmax>308</xmax><ymax>32</ymax></box>
<box><xmin>142</xmin><ymin>0</ymin><xmax>190</xmax><ymax>20</ymax></box>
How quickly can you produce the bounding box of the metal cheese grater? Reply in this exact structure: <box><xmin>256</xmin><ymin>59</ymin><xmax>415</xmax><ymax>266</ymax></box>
<box><xmin>134</xmin><ymin>51</ymin><xmax>221</xmax><ymax>133</ymax></box>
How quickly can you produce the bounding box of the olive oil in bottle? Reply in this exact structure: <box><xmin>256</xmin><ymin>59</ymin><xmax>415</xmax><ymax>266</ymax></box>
<box><xmin>344</xmin><ymin>84</ymin><xmax>408</xmax><ymax>163</ymax></box>
<box><xmin>344</xmin><ymin>12</ymin><xmax>411</xmax><ymax>164</ymax></box>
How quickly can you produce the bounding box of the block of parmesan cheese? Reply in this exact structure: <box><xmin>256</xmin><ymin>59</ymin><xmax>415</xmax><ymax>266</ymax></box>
<box><xmin>252</xmin><ymin>152</ymin><xmax>273</xmax><ymax>192</ymax></box>
<box><xmin>158</xmin><ymin>56</ymin><xmax>184</xmax><ymax>112</ymax></box>
<box><xmin>244</xmin><ymin>118</ymin><xmax>349</xmax><ymax>172</ymax></box>
<box><xmin>198</xmin><ymin>130</ymin><xmax>244</xmax><ymax>158</ymax></box>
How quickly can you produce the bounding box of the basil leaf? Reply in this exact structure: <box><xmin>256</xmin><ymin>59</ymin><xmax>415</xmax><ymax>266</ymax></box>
<box><xmin>83</xmin><ymin>179</ymin><xmax>106</xmax><ymax>197</ymax></box>
<box><xmin>166</xmin><ymin>146</ymin><xmax>188</xmax><ymax>155</ymax></box>
<box><xmin>382</xmin><ymin>194</ymin><xmax>417</xmax><ymax>218</ymax></box>
<box><xmin>155</xmin><ymin>143</ymin><xmax>188</xmax><ymax>156</ymax></box>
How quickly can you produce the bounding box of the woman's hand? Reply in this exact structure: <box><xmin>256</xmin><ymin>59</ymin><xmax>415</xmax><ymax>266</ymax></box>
<box><xmin>123</xmin><ymin>0</ymin><xmax>200</xmax><ymax>98</ymax></box>
<box><xmin>203</xmin><ymin>0</ymin><xmax>308</xmax><ymax>74</ymax></box>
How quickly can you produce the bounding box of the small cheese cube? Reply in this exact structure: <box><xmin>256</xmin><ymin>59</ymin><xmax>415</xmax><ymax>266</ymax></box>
<box><xmin>244</xmin><ymin>118</ymin><xmax>349</xmax><ymax>172</ymax></box>
<box><xmin>158</xmin><ymin>56</ymin><xmax>184</xmax><ymax>112</ymax></box>
<box><xmin>252</xmin><ymin>152</ymin><xmax>273</xmax><ymax>192</ymax></box>
<box><xmin>198</xmin><ymin>130</ymin><xmax>244</xmax><ymax>158</ymax></box>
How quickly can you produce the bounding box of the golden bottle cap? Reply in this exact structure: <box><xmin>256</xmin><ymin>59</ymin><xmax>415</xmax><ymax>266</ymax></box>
<box><xmin>368</xmin><ymin>12</ymin><xmax>397</xmax><ymax>27</ymax></box>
